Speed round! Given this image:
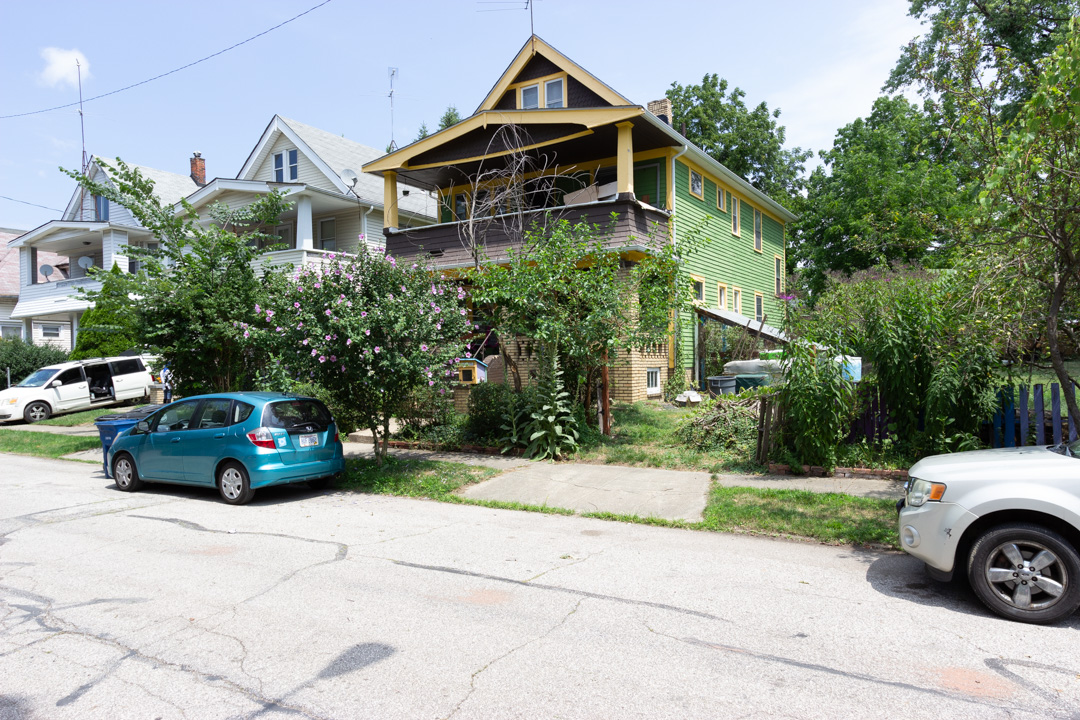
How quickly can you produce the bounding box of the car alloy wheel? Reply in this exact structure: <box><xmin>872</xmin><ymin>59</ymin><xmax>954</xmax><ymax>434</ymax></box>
<box><xmin>24</xmin><ymin>402</ymin><xmax>50</xmax><ymax>423</ymax></box>
<box><xmin>112</xmin><ymin>454</ymin><xmax>142</xmax><ymax>492</ymax></box>
<box><xmin>217</xmin><ymin>461</ymin><xmax>254</xmax><ymax>505</ymax></box>
<box><xmin>968</xmin><ymin>523</ymin><xmax>1080</xmax><ymax>624</ymax></box>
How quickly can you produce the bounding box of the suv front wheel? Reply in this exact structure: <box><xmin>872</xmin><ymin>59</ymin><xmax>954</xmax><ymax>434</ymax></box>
<box><xmin>967</xmin><ymin>522</ymin><xmax>1080</xmax><ymax>624</ymax></box>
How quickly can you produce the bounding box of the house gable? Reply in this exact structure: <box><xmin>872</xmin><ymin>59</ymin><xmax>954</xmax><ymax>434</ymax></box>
<box><xmin>237</xmin><ymin>116</ymin><xmax>348</xmax><ymax>194</ymax></box>
<box><xmin>476</xmin><ymin>35</ymin><xmax>631</xmax><ymax>113</ymax></box>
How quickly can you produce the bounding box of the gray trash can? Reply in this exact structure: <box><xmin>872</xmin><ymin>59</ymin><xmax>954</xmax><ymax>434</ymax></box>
<box><xmin>707</xmin><ymin>376</ymin><xmax>737</xmax><ymax>396</ymax></box>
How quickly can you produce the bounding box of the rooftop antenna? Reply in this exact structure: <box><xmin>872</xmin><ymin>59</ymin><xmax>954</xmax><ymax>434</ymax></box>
<box><xmin>77</xmin><ymin>58</ymin><xmax>88</xmax><ymax>220</ymax></box>
<box><xmin>387</xmin><ymin>67</ymin><xmax>398</xmax><ymax>152</ymax></box>
<box><xmin>529</xmin><ymin>0</ymin><xmax>534</xmax><ymax>35</ymax></box>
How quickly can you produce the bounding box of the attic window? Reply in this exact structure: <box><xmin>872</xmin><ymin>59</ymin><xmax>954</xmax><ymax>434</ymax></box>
<box><xmin>545</xmin><ymin>78</ymin><xmax>564</xmax><ymax>108</ymax></box>
<box><xmin>520</xmin><ymin>84</ymin><xmax>539</xmax><ymax>110</ymax></box>
<box><xmin>274</xmin><ymin>149</ymin><xmax>299</xmax><ymax>182</ymax></box>
<box><xmin>93</xmin><ymin>195</ymin><xmax>109</xmax><ymax>222</ymax></box>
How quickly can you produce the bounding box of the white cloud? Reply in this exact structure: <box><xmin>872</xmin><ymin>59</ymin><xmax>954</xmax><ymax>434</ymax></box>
<box><xmin>768</xmin><ymin>0</ymin><xmax>923</xmax><ymax>158</ymax></box>
<box><xmin>38</xmin><ymin>47</ymin><xmax>90</xmax><ymax>89</ymax></box>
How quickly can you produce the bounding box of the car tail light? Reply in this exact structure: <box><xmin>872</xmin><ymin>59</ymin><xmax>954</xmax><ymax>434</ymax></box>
<box><xmin>246</xmin><ymin>427</ymin><xmax>276</xmax><ymax>449</ymax></box>
<box><xmin>334</xmin><ymin>432</ymin><xmax>340</xmax><ymax>444</ymax></box>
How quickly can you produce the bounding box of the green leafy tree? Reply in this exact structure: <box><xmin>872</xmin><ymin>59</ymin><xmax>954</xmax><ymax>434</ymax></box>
<box><xmin>253</xmin><ymin>249</ymin><xmax>471</xmax><ymax>464</ymax></box>
<box><xmin>887</xmin><ymin>0</ymin><xmax>1079</xmax><ymax>112</ymax></box>
<box><xmin>70</xmin><ymin>265</ymin><xmax>138</xmax><ymax>360</ymax></box>
<box><xmin>65</xmin><ymin>158</ymin><xmax>291</xmax><ymax>395</ymax></box>
<box><xmin>666</xmin><ymin>74</ymin><xmax>810</xmax><ymax>203</ymax></box>
<box><xmin>792</xmin><ymin>96</ymin><xmax>968</xmax><ymax>295</ymax></box>
<box><xmin>438</xmin><ymin>105</ymin><xmax>462</xmax><ymax>130</ymax></box>
<box><xmin>0</xmin><ymin>338</ymin><xmax>68</xmax><ymax>389</ymax></box>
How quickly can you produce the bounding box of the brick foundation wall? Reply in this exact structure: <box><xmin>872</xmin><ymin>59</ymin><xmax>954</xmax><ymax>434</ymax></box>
<box><xmin>610</xmin><ymin>344</ymin><xmax>670</xmax><ymax>403</ymax></box>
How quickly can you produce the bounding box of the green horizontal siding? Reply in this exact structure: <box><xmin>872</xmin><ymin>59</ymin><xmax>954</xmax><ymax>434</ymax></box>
<box><xmin>674</xmin><ymin>160</ymin><xmax>785</xmax><ymax>370</ymax></box>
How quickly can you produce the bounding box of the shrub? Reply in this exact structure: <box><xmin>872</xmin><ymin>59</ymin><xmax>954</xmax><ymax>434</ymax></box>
<box><xmin>465</xmin><ymin>381</ymin><xmax>513</xmax><ymax>443</ymax></box>
<box><xmin>675</xmin><ymin>392</ymin><xmax>762</xmax><ymax>454</ymax></box>
<box><xmin>397</xmin><ymin>386</ymin><xmax>457</xmax><ymax>440</ymax></box>
<box><xmin>0</xmin><ymin>339</ymin><xmax>69</xmax><ymax>389</ymax></box>
<box><xmin>71</xmin><ymin>265</ymin><xmax>138</xmax><ymax>360</ymax></box>
<box><xmin>501</xmin><ymin>355</ymin><xmax>579</xmax><ymax>460</ymax></box>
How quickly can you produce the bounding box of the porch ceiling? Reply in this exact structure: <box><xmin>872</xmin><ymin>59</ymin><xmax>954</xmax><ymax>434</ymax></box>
<box><xmin>391</xmin><ymin>119</ymin><xmax>678</xmax><ymax>189</ymax></box>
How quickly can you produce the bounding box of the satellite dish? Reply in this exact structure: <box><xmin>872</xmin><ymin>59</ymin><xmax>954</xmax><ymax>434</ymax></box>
<box><xmin>340</xmin><ymin>169</ymin><xmax>359</xmax><ymax>188</ymax></box>
<box><xmin>77</xmin><ymin>256</ymin><xmax>94</xmax><ymax>270</ymax></box>
<box><xmin>40</xmin><ymin>264</ymin><xmax>54</xmax><ymax>280</ymax></box>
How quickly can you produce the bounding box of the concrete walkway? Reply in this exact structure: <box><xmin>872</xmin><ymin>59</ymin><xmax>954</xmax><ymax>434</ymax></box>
<box><xmin>41</xmin><ymin>426</ymin><xmax>905</xmax><ymax>523</ymax></box>
<box><xmin>3</xmin><ymin>421</ymin><xmax>100</xmax><ymax>437</ymax></box>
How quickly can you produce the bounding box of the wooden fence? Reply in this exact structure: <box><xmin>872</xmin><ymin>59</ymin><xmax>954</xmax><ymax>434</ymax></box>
<box><xmin>991</xmin><ymin>382</ymin><xmax>1078</xmax><ymax>448</ymax></box>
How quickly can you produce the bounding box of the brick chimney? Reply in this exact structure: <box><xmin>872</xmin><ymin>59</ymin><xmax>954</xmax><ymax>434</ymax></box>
<box><xmin>190</xmin><ymin>152</ymin><xmax>206</xmax><ymax>187</ymax></box>
<box><xmin>647</xmin><ymin>98</ymin><xmax>673</xmax><ymax>125</ymax></box>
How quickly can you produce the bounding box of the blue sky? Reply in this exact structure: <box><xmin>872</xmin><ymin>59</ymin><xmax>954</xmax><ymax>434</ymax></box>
<box><xmin>0</xmin><ymin>0</ymin><xmax>923</xmax><ymax>232</ymax></box>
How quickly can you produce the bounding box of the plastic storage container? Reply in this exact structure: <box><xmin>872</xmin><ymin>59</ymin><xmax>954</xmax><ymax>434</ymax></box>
<box><xmin>735</xmin><ymin>374</ymin><xmax>770</xmax><ymax>392</ymax></box>
<box><xmin>707</xmin><ymin>376</ymin><xmax>738</xmax><ymax>396</ymax></box>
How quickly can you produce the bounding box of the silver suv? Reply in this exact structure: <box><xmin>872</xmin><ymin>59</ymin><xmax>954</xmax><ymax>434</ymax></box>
<box><xmin>898</xmin><ymin>438</ymin><xmax>1080</xmax><ymax>624</ymax></box>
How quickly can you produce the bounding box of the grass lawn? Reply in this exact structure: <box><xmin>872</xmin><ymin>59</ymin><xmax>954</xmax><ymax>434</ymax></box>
<box><xmin>0</xmin><ymin>429</ymin><xmax>102</xmax><ymax>459</ymax></box>
<box><xmin>339</xmin><ymin>456</ymin><xmax>899</xmax><ymax>549</ymax></box>
<box><xmin>575</xmin><ymin>401</ymin><xmax>763</xmax><ymax>474</ymax></box>
<box><xmin>37</xmin><ymin>404</ymin><xmax>147</xmax><ymax>427</ymax></box>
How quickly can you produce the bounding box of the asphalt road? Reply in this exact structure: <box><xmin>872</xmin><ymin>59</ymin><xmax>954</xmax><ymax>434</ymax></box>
<box><xmin>1</xmin><ymin>455</ymin><xmax>1078</xmax><ymax>720</ymax></box>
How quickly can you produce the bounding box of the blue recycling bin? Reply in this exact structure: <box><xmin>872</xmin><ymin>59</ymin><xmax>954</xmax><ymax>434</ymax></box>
<box><xmin>94</xmin><ymin>417</ymin><xmax>141</xmax><ymax>478</ymax></box>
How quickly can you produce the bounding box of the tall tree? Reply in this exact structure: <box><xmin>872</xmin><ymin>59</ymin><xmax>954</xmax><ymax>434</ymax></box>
<box><xmin>791</xmin><ymin>96</ymin><xmax>968</xmax><ymax>294</ymax></box>
<box><xmin>438</xmin><ymin>105</ymin><xmax>462</xmax><ymax>130</ymax></box>
<box><xmin>65</xmin><ymin>158</ymin><xmax>291</xmax><ymax>395</ymax></box>
<box><xmin>887</xmin><ymin>0</ymin><xmax>1079</xmax><ymax>112</ymax></box>
<box><xmin>666</xmin><ymin>74</ymin><xmax>810</xmax><ymax>204</ymax></box>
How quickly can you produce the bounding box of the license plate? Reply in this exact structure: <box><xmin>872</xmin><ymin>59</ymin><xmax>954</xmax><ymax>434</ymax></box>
<box><xmin>299</xmin><ymin>433</ymin><xmax>319</xmax><ymax>448</ymax></box>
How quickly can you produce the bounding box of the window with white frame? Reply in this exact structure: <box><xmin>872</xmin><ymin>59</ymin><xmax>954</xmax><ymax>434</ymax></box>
<box><xmin>1</xmin><ymin>326</ymin><xmax>21</xmax><ymax>340</ymax></box>
<box><xmin>733</xmin><ymin>288</ymin><xmax>742</xmax><ymax>314</ymax></box>
<box><xmin>754</xmin><ymin>209</ymin><xmax>763</xmax><ymax>252</ymax></box>
<box><xmin>691</xmin><ymin>276</ymin><xmax>704</xmax><ymax>303</ymax></box>
<box><xmin>274</xmin><ymin>224</ymin><xmax>293</xmax><ymax>248</ymax></box>
<box><xmin>716</xmin><ymin>187</ymin><xmax>726</xmax><ymax>212</ymax></box>
<box><xmin>755</xmin><ymin>293</ymin><xmax>764</xmax><ymax>322</ymax></box>
<box><xmin>545</xmin><ymin>78</ymin><xmax>564</xmax><ymax>108</ymax></box>
<box><xmin>775</xmin><ymin>256</ymin><xmax>783</xmax><ymax>295</ymax></box>
<box><xmin>93</xmin><ymin>195</ymin><xmax>109</xmax><ymax>222</ymax></box>
<box><xmin>689</xmin><ymin>168</ymin><xmax>703</xmax><ymax>199</ymax></box>
<box><xmin>273</xmin><ymin>150</ymin><xmax>299</xmax><ymax>182</ymax></box>
<box><xmin>717</xmin><ymin>283</ymin><xmax>727</xmax><ymax>310</ymax></box>
<box><xmin>731</xmin><ymin>197</ymin><xmax>740</xmax><ymax>235</ymax></box>
<box><xmin>646</xmin><ymin>367</ymin><xmax>661</xmax><ymax>395</ymax></box>
<box><xmin>520</xmin><ymin>84</ymin><xmax>540</xmax><ymax>109</ymax></box>
<box><xmin>318</xmin><ymin>218</ymin><xmax>336</xmax><ymax>252</ymax></box>
<box><xmin>41</xmin><ymin>325</ymin><xmax>61</xmax><ymax>338</ymax></box>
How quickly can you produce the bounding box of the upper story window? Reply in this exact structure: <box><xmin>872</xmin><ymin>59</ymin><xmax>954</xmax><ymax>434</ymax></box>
<box><xmin>518</xmin><ymin>76</ymin><xmax>566</xmax><ymax>109</ymax></box>
<box><xmin>755</xmin><ymin>293</ymin><xmax>764</xmax><ymax>322</ymax></box>
<box><xmin>93</xmin><ymin>195</ymin><xmax>109</xmax><ymax>222</ymax></box>
<box><xmin>274</xmin><ymin>149</ymin><xmax>299</xmax><ymax>182</ymax></box>
<box><xmin>775</xmin><ymin>256</ymin><xmax>783</xmax><ymax>295</ymax></box>
<box><xmin>689</xmin><ymin>168</ymin><xmax>704</xmax><ymax>199</ymax></box>
<box><xmin>691</xmin><ymin>276</ymin><xmax>704</xmax><ymax>303</ymax></box>
<box><xmin>520</xmin><ymin>84</ymin><xmax>540</xmax><ymax>110</ymax></box>
<box><xmin>716</xmin><ymin>187</ymin><xmax>726</xmax><ymax>212</ymax></box>
<box><xmin>754</xmin><ymin>209</ymin><xmax>763</xmax><ymax>252</ymax></box>
<box><xmin>545</xmin><ymin>78</ymin><xmax>564</xmax><ymax>108</ymax></box>
<box><xmin>731</xmin><ymin>197</ymin><xmax>741</xmax><ymax>235</ymax></box>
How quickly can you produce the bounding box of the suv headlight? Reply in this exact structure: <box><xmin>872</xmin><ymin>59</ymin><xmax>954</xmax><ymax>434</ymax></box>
<box><xmin>907</xmin><ymin>477</ymin><xmax>946</xmax><ymax>507</ymax></box>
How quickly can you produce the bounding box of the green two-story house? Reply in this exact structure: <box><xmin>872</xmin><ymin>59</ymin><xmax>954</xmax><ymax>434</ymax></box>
<box><xmin>363</xmin><ymin>36</ymin><xmax>794</xmax><ymax>400</ymax></box>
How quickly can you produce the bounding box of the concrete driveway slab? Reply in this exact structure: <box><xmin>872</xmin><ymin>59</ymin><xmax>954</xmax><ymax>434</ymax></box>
<box><xmin>459</xmin><ymin>463</ymin><xmax>713</xmax><ymax>521</ymax></box>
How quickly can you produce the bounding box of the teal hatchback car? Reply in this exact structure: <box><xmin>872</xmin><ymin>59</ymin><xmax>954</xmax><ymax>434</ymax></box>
<box><xmin>107</xmin><ymin>392</ymin><xmax>345</xmax><ymax>505</ymax></box>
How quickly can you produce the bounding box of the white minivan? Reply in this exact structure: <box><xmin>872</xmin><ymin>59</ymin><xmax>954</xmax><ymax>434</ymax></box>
<box><xmin>0</xmin><ymin>356</ymin><xmax>153</xmax><ymax>423</ymax></box>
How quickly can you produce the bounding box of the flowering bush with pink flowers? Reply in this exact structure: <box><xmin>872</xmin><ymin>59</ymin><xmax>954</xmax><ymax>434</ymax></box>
<box><xmin>255</xmin><ymin>248</ymin><xmax>471</xmax><ymax>463</ymax></box>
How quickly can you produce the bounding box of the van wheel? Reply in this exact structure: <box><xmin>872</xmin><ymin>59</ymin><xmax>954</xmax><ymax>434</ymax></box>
<box><xmin>112</xmin><ymin>454</ymin><xmax>144</xmax><ymax>492</ymax></box>
<box><xmin>218</xmin><ymin>462</ymin><xmax>255</xmax><ymax>505</ymax></box>
<box><xmin>23</xmin><ymin>401</ymin><xmax>51</xmax><ymax>423</ymax></box>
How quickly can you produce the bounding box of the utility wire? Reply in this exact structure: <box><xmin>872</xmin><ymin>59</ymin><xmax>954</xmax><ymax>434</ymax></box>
<box><xmin>0</xmin><ymin>195</ymin><xmax>62</xmax><ymax>213</ymax></box>
<box><xmin>1</xmin><ymin>0</ymin><xmax>333</xmax><ymax>120</ymax></box>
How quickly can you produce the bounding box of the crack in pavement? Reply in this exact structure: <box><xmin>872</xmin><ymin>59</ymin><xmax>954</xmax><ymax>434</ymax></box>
<box><xmin>390</xmin><ymin>560</ymin><xmax>727</xmax><ymax>622</ymax></box>
<box><xmin>650</xmin><ymin>629</ymin><xmax>1078</xmax><ymax>718</ymax></box>
<box><xmin>443</xmin><ymin>597</ymin><xmax>585</xmax><ymax>720</ymax></box>
<box><xmin>0</xmin><ymin>586</ymin><xmax>331</xmax><ymax>720</ymax></box>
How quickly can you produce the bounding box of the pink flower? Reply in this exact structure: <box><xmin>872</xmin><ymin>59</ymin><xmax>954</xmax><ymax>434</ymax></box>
<box><xmin>311</xmin><ymin>349</ymin><xmax>317</xmax><ymax>356</ymax></box>
<box><xmin>255</xmin><ymin>304</ymin><xmax>261</xmax><ymax>313</ymax></box>
<box><xmin>325</xmin><ymin>309</ymin><xmax>332</xmax><ymax>316</ymax></box>
<box><xmin>374</xmin><ymin>346</ymin><xmax>381</xmax><ymax>353</ymax></box>
<box><xmin>341</xmin><ymin>365</ymin><xmax>346</xmax><ymax>371</ymax></box>
<box><xmin>294</xmin><ymin>302</ymin><xmax>300</xmax><ymax>308</ymax></box>
<box><xmin>436</xmin><ymin>323</ymin><xmax>442</xmax><ymax>330</ymax></box>
<box><xmin>339</xmin><ymin>294</ymin><xmax>345</xmax><ymax>300</ymax></box>
<box><xmin>421</xmin><ymin>344</ymin><xmax>428</xmax><ymax>351</ymax></box>
<box><xmin>325</xmin><ymin>334</ymin><xmax>331</xmax><ymax>340</ymax></box>
<box><xmin>346</xmin><ymin>338</ymin><xmax>352</xmax><ymax>346</ymax></box>
<box><xmin>243</xmin><ymin>330</ymin><xmax>249</xmax><ymax>338</ymax></box>
<box><xmin>330</xmin><ymin>355</ymin><xmax>336</xmax><ymax>362</ymax></box>
<box><xmin>276</xmin><ymin>327</ymin><xmax>282</xmax><ymax>332</ymax></box>
<box><xmin>360</xmin><ymin>311</ymin><xmax>367</xmax><ymax>317</ymax></box>
<box><xmin>428</xmin><ymin>380</ymin><xmax>435</xmax><ymax>386</ymax></box>
<box><xmin>314</xmin><ymin>283</ymin><xmax>321</xmax><ymax>288</ymax></box>
<box><xmin>459</xmin><ymin>309</ymin><xmax>466</xmax><ymax>316</ymax></box>
<box><xmin>266</xmin><ymin>310</ymin><xmax>274</xmax><ymax>318</ymax></box>
<box><xmin>319</xmin><ymin>356</ymin><xmax>326</xmax><ymax>363</ymax></box>
<box><xmin>364</xmin><ymin>329</ymin><xmax>370</xmax><ymax>336</ymax></box>
<box><xmin>303</xmin><ymin>339</ymin><xmax>309</xmax><ymax>345</ymax></box>
<box><xmin>401</xmin><ymin>285</ymin><xmax>407</xmax><ymax>292</ymax></box>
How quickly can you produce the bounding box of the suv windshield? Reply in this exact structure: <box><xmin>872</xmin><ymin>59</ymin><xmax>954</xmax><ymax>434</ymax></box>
<box><xmin>1069</xmin><ymin>438</ymin><xmax>1080</xmax><ymax>458</ymax></box>
<box><xmin>17</xmin><ymin>369</ymin><xmax>59</xmax><ymax>387</ymax></box>
<box><xmin>264</xmin><ymin>399</ymin><xmax>332</xmax><ymax>431</ymax></box>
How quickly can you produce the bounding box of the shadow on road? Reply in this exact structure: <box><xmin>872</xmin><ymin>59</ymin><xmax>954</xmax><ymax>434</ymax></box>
<box><xmin>99</xmin><ymin>478</ymin><xmax>334</xmax><ymax>507</ymax></box>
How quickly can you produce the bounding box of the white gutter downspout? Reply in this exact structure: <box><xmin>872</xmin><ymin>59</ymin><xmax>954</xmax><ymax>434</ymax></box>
<box><xmin>361</xmin><ymin>204</ymin><xmax>375</xmax><ymax>249</ymax></box>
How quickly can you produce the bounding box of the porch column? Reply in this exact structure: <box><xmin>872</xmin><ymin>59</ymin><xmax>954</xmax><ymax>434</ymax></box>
<box><xmin>22</xmin><ymin>319</ymin><xmax>32</xmax><ymax>342</ymax></box>
<box><xmin>102</xmin><ymin>229</ymin><xmax>129</xmax><ymax>272</ymax></box>
<box><xmin>383</xmin><ymin>171</ymin><xmax>398</xmax><ymax>230</ymax></box>
<box><xmin>297</xmin><ymin>195</ymin><xmax>314</xmax><ymax>250</ymax></box>
<box><xmin>616</xmin><ymin>121</ymin><xmax>635</xmax><ymax>196</ymax></box>
<box><xmin>70</xmin><ymin>312</ymin><xmax>79</xmax><ymax>351</ymax></box>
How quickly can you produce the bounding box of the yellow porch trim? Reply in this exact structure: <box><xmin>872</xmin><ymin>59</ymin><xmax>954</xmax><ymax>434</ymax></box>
<box><xmin>383</xmin><ymin>170</ymin><xmax>398</xmax><ymax>229</ymax></box>
<box><xmin>363</xmin><ymin>107</ymin><xmax>645</xmax><ymax>174</ymax></box>
<box><xmin>616</xmin><ymin>121</ymin><xmax>634</xmax><ymax>194</ymax></box>
<box><xmin>406</xmin><ymin>129</ymin><xmax>596</xmax><ymax>172</ymax></box>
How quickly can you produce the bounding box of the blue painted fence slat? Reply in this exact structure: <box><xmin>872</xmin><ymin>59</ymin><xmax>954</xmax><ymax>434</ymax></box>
<box><xmin>1052</xmin><ymin>384</ymin><xmax>1062</xmax><ymax>445</ymax></box>
<box><xmin>1003</xmin><ymin>387</ymin><xmax>1016</xmax><ymax>448</ymax></box>
<box><xmin>1034</xmin><ymin>385</ymin><xmax>1045</xmax><ymax>445</ymax></box>
<box><xmin>1019</xmin><ymin>385</ymin><xmax>1029</xmax><ymax>447</ymax></box>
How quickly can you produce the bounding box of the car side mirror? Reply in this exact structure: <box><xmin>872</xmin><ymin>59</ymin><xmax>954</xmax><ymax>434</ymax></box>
<box><xmin>135</xmin><ymin>420</ymin><xmax>150</xmax><ymax>434</ymax></box>
<box><xmin>50</xmin><ymin>379</ymin><xmax>62</xmax><ymax>388</ymax></box>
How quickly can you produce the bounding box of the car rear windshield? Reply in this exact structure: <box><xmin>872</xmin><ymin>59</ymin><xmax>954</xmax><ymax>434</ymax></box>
<box><xmin>17</xmin><ymin>368</ymin><xmax>59</xmax><ymax>387</ymax></box>
<box><xmin>263</xmin><ymin>399</ymin><xmax>332</xmax><ymax>432</ymax></box>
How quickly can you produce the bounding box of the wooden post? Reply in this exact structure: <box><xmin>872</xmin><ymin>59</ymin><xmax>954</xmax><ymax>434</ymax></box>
<box><xmin>1034</xmin><ymin>384</ymin><xmax>1046</xmax><ymax>445</ymax></box>
<box><xmin>600</xmin><ymin>352</ymin><xmax>611</xmax><ymax>436</ymax></box>
<box><xmin>1019</xmin><ymin>385</ymin><xmax>1029</xmax><ymax>447</ymax></box>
